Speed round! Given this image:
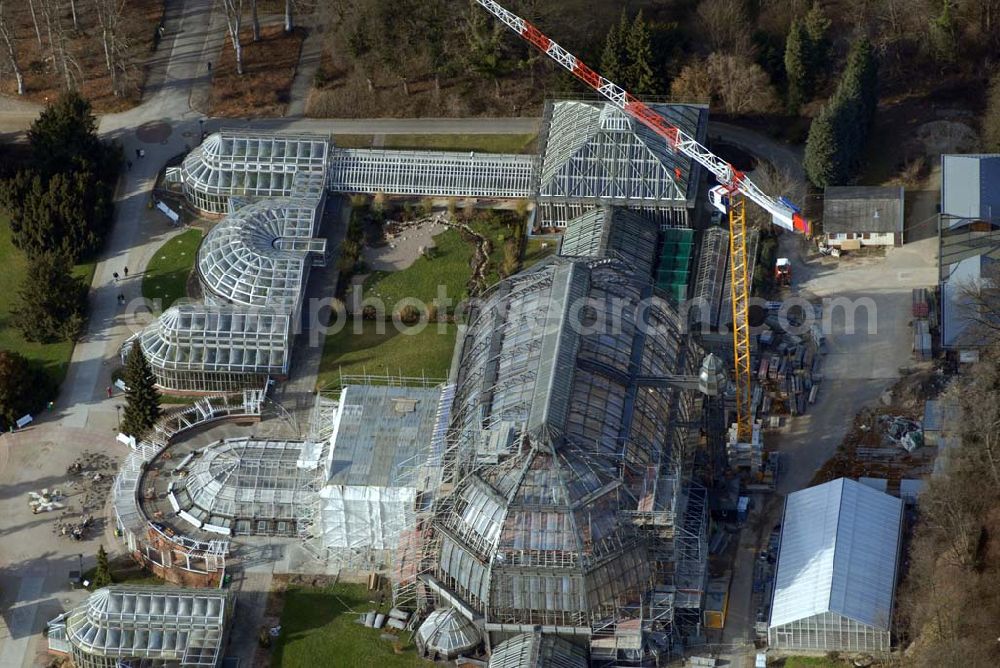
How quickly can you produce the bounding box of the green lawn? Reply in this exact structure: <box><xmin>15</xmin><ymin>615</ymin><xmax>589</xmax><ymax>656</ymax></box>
<box><xmin>332</xmin><ymin>133</ymin><xmax>537</xmax><ymax>154</ymax></box>
<box><xmin>141</xmin><ymin>229</ymin><xmax>203</xmax><ymax>309</ymax></box>
<box><xmin>0</xmin><ymin>215</ymin><xmax>95</xmax><ymax>386</ymax></box>
<box><xmin>364</xmin><ymin>214</ymin><xmax>520</xmax><ymax>310</ymax></box>
<box><xmin>521</xmin><ymin>235</ymin><xmax>557</xmax><ymax>269</ymax></box>
<box><xmin>317</xmin><ymin>321</ymin><xmax>456</xmax><ymax>390</ymax></box>
<box><xmin>364</xmin><ymin>227</ymin><xmax>475</xmax><ymax>309</ymax></box>
<box><xmin>332</xmin><ymin>134</ymin><xmax>376</xmax><ymax>148</ymax></box>
<box><xmin>273</xmin><ymin>583</ymin><xmax>430</xmax><ymax>667</ymax></box>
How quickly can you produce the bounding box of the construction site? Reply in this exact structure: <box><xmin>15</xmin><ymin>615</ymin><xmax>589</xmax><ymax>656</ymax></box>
<box><xmin>73</xmin><ymin>2</ymin><xmax>954</xmax><ymax>667</ymax></box>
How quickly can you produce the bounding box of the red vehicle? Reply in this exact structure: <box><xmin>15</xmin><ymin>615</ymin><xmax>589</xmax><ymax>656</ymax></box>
<box><xmin>775</xmin><ymin>258</ymin><xmax>791</xmax><ymax>286</ymax></box>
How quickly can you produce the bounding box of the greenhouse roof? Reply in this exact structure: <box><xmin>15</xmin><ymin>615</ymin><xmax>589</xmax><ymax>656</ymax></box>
<box><xmin>538</xmin><ymin>100</ymin><xmax>707</xmax><ymax>206</ymax></box>
<box><xmin>198</xmin><ymin>197</ymin><xmax>325</xmax><ymax>308</ymax></box>
<box><xmin>63</xmin><ymin>585</ymin><xmax>228</xmax><ymax>665</ymax></box>
<box><xmin>172</xmin><ymin>438</ymin><xmax>320</xmax><ymax>530</ymax></box>
<box><xmin>559</xmin><ymin>206</ymin><xmax>658</xmax><ymax>277</ymax></box>
<box><xmin>487</xmin><ymin>632</ymin><xmax>588</xmax><ymax>668</ymax></box>
<box><xmin>325</xmin><ymin>384</ymin><xmax>450</xmax><ymax>488</ymax></box>
<box><xmin>770</xmin><ymin>478</ymin><xmax>903</xmax><ymax>630</ymax></box>
<box><xmin>136</xmin><ymin>305</ymin><xmax>291</xmax><ymax>376</ymax></box>
<box><xmin>415</xmin><ymin>607</ymin><xmax>482</xmax><ymax>658</ymax></box>
<box><xmin>182</xmin><ymin>131</ymin><xmax>328</xmax><ymax>198</ymax></box>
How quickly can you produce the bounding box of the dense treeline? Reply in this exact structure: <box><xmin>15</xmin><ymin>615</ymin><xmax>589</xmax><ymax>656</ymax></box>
<box><xmin>0</xmin><ymin>92</ymin><xmax>120</xmax><ymax>261</ymax></box>
<box><xmin>0</xmin><ymin>350</ymin><xmax>53</xmax><ymax>430</ymax></box>
<box><xmin>0</xmin><ymin>92</ymin><xmax>120</xmax><ymax>344</ymax></box>
<box><xmin>803</xmin><ymin>38</ymin><xmax>878</xmax><ymax>187</ymax></box>
<box><xmin>898</xmin><ymin>344</ymin><xmax>1000</xmax><ymax>668</ymax></box>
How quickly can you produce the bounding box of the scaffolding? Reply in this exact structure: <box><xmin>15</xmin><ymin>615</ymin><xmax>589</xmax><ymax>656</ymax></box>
<box><xmin>169</xmin><ymin>438</ymin><xmax>321</xmax><ymax>537</ymax></box>
<box><xmin>536</xmin><ymin>101</ymin><xmax>708</xmax><ymax>228</ymax></box>
<box><xmin>302</xmin><ymin>384</ymin><xmax>450</xmax><ymax>572</ymax></box>
<box><xmin>126</xmin><ymin>305</ymin><xmax>292</xmax><ymax>392</ymax></box>
<box><xmin>327</xmin><ymin>148</ymin><xmax>536</xmax><ymax>199</ymax></box>
<box><xmin>426</xmin><ymin>257</ymin><xmax>705</xmax><ymax>661</ymax></box>
<box><xmin>112</xmin><ymin>390</ymin><xmax>263</xmax><ymax>585</ymax></box>
<box><xmin>48</xmin><ymin>585</ymin><xmax>231</xmax><ymax>668</ymax></box>
<box><xmin>181</xmin><ymin>131</ymin><xmax>329</xmax><ymax>214</ymax></box>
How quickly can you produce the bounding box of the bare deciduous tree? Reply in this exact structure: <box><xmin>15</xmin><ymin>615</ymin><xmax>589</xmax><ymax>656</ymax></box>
<box><xmin>748</xmin><ymin>161</ymin><xmax>806</xmax><ymax>228</ymax></box>
<box><xmin>696</xmin><ymin>0</ymin><xmax>753</xmax><ymax>55</ymax></box>
<box><xmin>705</xmin><ymin>52</ymin><xmax>779</xmax><ymax>115</ymax></box>
<box><xmin>0</xmin><ymin>2</ymin><xmax>23</xmax><ymax>95</ymax></box>
<box><xmin>26</xmin><ymin>0</ymin><xmax>42</xmax><ymax>47</ymax></box>
<box><xmin>39</xmin><ymin>0</ymin><xmax>81</xmax><ymax>90</ymax></box>
<box><xmin>219</xmin><ymin>0</ymin><xmax>245</xmax><ymax>75</ymax></box>
<box><xmin>670</xmin><ymin>61</ymin><xmax>713</xmax><ymax>104</ymax></box>
<box><xmin>95</xmin><ymin>0</ymin><xmax>131</xmax><ymax>97</ymax></box>
<box><xmin>250</xmin><ymin>0</ymin><xmax>260</xmax><ymax>42</ymax></box>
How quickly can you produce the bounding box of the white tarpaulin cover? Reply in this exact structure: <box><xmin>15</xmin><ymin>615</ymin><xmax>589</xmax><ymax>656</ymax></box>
<box><xmin>317</xmin><ymin>485</ymin><xmax>416</xmax><ymax>551</ymax></box>
<box><xmin>769</xmin><ymin>478</ymin><xmax>902</xmax><ymax>630</ymax></box>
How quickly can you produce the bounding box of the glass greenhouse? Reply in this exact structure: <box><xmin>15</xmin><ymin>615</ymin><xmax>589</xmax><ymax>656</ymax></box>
<box><xmin>128</xmin><ymin>305</ymin><xmax>292</xmax><ymax>392</ymax></box>
<box><xmin>197</xmin><ymin>197</ymin><xmax>326</xmax><ymax>309</ymax></box>
<box><xmin>414</xmin><ymin>607</ymin><xmax>482</xmax><ymax>660</ymax></box>
<box><xmin>48</xmin><ymin>585</ymin><xmax>230</xmax><ymax>668</ymax></box>
<box><xmin>432</xmin><ymin>257</ymin><xmax>707</xmax><ymax>660</ymax></box>
<box><xmin>768</xmin><ymin>478</ymin><xmax>903</xmax><ymax>653</ymax></box>
<box><xmin>536</xmin><ymin>101</ymin><xmax>708</xmax><ymax>228</ymax></box>
<box><xmin>558</xmin><ymin>206</ymin><xmax>659</xmax><ymax>278</ymax></box>
<box><xmin>182</xmin><ymin>131</ymin><xmax>329</xmax><ymax>213</ymax></box>
<box><xmin>170</xmin><ymin>438</ymin><xmax>321</xmax><ymax>537</ymax></box>
<box><xmin>488</xmin><ymin>632</ymin><xmax>588</xmax><ymax>668</ymax></box>
<box><xmin>328</xmin><ymin>148</ymin><xmax>536</xmax><ymax>199</ymax></box>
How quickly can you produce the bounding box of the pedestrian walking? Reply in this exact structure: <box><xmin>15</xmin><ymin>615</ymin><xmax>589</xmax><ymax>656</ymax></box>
<box><xmin>113</xmin><ymin>271</ymin><xmax>119</xmax><ymax>282</ymax></box>
<box><xmin>117</xmin><ymin>293</ymin><xmax>125</xmax><ymax>305</ymax></box>
<box><xmin>207</xmin><ymin>61</ymin><xmax>212</xmax><ymax>72</ymax></box>
<box><xmin>107</xmin><ymin>386</ymin><xmax>113</xmax><ymax>399</ymax></box>
<box><xmin>123</xmin><ymin>266</ymin><xmax>129</xmax><ymax>278</ymax></box>
<box><xmin>126</xmin><ymin>160</ymin><xmax>132</xmax><ymax>170</ymax></box>
<box><xmin>135</xmin><ymin>148</ymin><xmax>140</xmax><ymax>160</ymax></box>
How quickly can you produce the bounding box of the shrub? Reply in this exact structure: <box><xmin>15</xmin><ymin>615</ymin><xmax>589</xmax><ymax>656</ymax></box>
<box><xmin>397</xmin><ymin>304</ymin><xmax>421</xmax><ymax>325</ymax></box>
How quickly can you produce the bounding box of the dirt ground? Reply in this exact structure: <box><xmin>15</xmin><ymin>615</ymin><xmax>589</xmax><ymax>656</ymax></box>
<box><xmin>209</xmin><ymin>25</ymin><xmax>305</xmax><ymax>117</ymax></box>
<box><xmin>720</xmin><ymin>230</ymin><xmax>939</xmax><ymax>661</ymax></box>
<box><xmin>362</xmin><ymin>216</ymin><xmax>449</xmax><ymax>273</ymax></box>
<box><xmin>0</xmin><ymin>0</ymin><xmax>163</xmax><ymax>112</ymax></box>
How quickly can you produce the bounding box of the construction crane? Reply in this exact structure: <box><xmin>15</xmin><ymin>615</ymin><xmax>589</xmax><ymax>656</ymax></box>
<box><xmin>473</xmin><ymin>0</ymin><xmax>812</xmax><ymax>442</ymax></box>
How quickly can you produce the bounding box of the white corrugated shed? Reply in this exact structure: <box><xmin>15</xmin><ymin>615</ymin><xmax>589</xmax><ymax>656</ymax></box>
<box><xmin>770</xmin><ymin>478</ymin><xmax>903</xmax><ymax>630</ymax></box>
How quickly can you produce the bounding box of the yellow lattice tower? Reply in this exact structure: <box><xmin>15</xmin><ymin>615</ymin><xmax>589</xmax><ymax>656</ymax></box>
<box><xmin>728</xmin><ymin>195</ymin><xmax>753</xmax><ymax>441</ymax></box>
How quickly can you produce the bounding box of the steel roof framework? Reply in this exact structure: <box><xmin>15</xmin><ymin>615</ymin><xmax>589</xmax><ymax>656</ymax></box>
<box><xmin>50</xmin><ymin>586</ymin><xmax>229</xmax><ymax>668</ymax></box>
<box><xmin>182</xmin><ymin>131</ymin><xmax>329</xmax><ymax>214</ymax></box>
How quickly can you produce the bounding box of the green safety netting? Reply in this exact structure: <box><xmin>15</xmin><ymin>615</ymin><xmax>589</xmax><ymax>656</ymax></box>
<box><xmin>656</xmin><ymin>228</ymin><xmax>694</xmax><ymax>304</ymax></box>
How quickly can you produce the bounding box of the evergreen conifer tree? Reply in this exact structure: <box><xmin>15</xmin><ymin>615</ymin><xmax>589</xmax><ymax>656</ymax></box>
<box><xmin>600</xmin><ymin>11</ymin><xmax>628</xmax><ymax>85</ymax></box>
<box><xmin>92</xmin><ymin>545</ymin><xmax>113</xmax><ymax>588</ymax></box>
<box><xmin>121</xmin><ymin>343</ymin><xmax>161</xmax><ymax>438</ymax></box>
<box><xmin>804</xmin><ymin>2</ymin><xmax>831</xmax><ymax>84</ymax></box>
<box><xmin>784</xmin><ymin>19</ymin><xmax>812</xmax><ymax>114</ymax></box>
<box><xmin>12</xmin><ymin>251</ymin><xmax>87</xmax><ymax>343</ymax></box>
<box><xmin>625</xmin><ymin>10</ymin><xmax>659</xmax><ymax>95</ymax></box>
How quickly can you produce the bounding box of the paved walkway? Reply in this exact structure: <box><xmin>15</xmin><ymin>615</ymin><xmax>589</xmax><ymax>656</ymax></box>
<box><xmin>0</xmin><ymin>1</ymin><xmax>218</xmax><ymax>664</ymax></box>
